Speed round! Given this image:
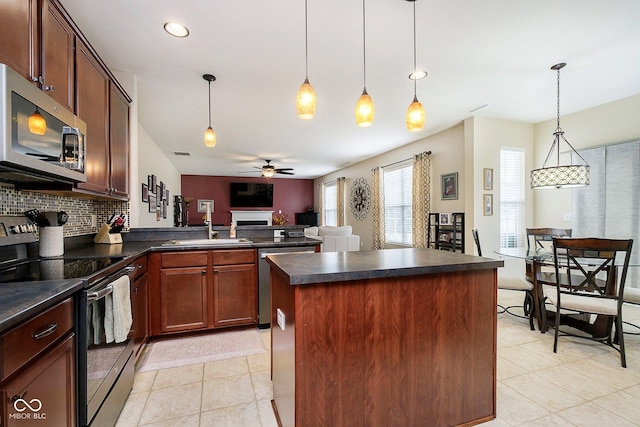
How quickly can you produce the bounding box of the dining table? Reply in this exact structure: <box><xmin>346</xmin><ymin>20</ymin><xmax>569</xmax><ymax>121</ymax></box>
<box><xmin>494</xmin><ymin>247</ymin><xmax>638</xmax><ymax>338</ymax></box>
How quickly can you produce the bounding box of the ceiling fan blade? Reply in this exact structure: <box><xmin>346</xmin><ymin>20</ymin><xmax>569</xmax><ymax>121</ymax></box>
<box><xmin>275</xmin><ymin>168</ymin><xmax>294</xmax><ymax>172</ymax></box>
<box><xmin>277</xmin><ymin>171</ymin><xmax>295</xmax><ymax>175</ymax></box>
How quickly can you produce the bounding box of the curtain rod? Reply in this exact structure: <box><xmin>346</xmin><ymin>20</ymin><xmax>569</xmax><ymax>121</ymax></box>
<box><xmin>381</xmin><ymin>151</ymin><xmax>431</xmax><ymax>169</ymax></box>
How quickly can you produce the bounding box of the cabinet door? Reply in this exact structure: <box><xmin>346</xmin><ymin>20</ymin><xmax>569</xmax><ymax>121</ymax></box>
<box><xmin>131</xmin><ymin>273</ymin><xmax>148</xmax><ymax>361</ymax></box>
<box><xmin>109</xmin><ymin>83</ymin><xmax>129</xmax><ymax>198</ymax></box>
<box><xmin>41</xmin><ymin>0</ymin><xmax>74</xmax><ymax>111</ymax></box>
<box><xmin>75</xmin><ymin>39</ymin><xmax>110</xmax><ymax>195</ymax></box>
<box><xmin>2</xmin><ymin>333</ymin><xmax>75</xmax><ymax>427</ymax></box>
<box><xmin>160</xmin><ymin>267</ymin><xmax>208</xmax><ymax>334</ymax></box>
<box><xmin>213</xmin><ymin>264</ymin><xmax>257</xmax><ymax>327</ymax></box>
<box><xmin>0</xmin><ymin>0</ymin><xmax>36</xmax><ymax>81</ymax></box>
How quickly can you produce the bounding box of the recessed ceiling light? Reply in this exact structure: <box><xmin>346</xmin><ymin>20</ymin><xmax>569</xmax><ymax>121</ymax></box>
<box><xmin>164</xmin><ymin>22</ymin><xmax>189</xmax><ymax>38</ymax></box>
<box><xmin>409</xmin><ymin>70</ymin><xmax>428</xmax><ymax>80</ymax></box>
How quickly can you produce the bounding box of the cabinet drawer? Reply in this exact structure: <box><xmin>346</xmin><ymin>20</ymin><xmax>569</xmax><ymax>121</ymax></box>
<box><xmin>161</xmin><ymin>251</ymin><xmax>208</xmax><ymax>268</ymax></box>
<box><xmin>1</xmin><ymin>297</ymin><xmax>74</xmax><ymax>382</ymax></box>
<box><xmin>212</xmin><ymin>249</ymin><xmax>256</xmax><ymax>266</ymax></box>
<box><xmin>130</xmin><ymin>255</ymin><xmax>148</xmax><ymax>280</ymax></box>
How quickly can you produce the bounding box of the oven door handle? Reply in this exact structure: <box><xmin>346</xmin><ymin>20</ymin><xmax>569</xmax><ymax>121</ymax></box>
<box><xmin>87</xmin><ymin>284</ymin><xmax>113</xmax><ymax>302</ymax></box>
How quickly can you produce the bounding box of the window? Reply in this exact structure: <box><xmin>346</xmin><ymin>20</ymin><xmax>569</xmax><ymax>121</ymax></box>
<box><xmin>383</xmin><ymin>161</ymin><xmax>413</xmax><ymax>245</ymax></box>
<box><xmin>500</xmin><ymin>148</ymin><xmax>525</xmax><ymax>248</ymax></box>
<box><xmin>322</xmin><ymin>181</ymin><xmax>337</xmax><ymax>226</ymax></box>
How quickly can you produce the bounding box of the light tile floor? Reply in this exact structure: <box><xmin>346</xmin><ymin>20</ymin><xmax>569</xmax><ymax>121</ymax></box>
<box><xmin>116</xmin><ymin>290</ymin><xmax>640</xmax><ymax>426</ymax></box>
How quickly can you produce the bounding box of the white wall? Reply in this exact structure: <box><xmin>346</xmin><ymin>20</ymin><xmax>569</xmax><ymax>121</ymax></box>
<box><xmin>314</xmin><ymin>123</ymin><xmax>465</xmax><ymax>251</ymax></box>
<box><xmin>533</xmin><ymin>94</ymin><xmax>640</xmax><ymax>227</ymax></box>
<box><xmin>137</xmin><ymin>126</ymin><xmax>182</xmax><ymax>227</ymax></box>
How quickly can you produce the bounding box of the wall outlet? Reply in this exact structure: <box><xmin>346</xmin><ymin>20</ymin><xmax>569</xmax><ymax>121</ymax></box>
<box><xmin>274</xmin><ymin>229</ymin><xmax>284</xmax><ymax>238</ymax></box>
<box><xmin>277</xmin><ymin>308</ymin><xmax>286</xmax><ymax>331</ymax></box>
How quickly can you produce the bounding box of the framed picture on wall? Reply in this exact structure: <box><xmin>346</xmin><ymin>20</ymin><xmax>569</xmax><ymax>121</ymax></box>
<box><xmin>148</xmin><ymin>194</ymin><xmax>156</xmax><ymax>212</ymax></box>
<box><xmin>483</xmin><ymin>168</ymin><xmax>493</xmax><ymax>190</ymax></box>
<box><xmin>439</xmin><ymin>213</ymin><xmax>450</xmax><ymax>225</ymax></box>
<box><xmin>483</xmin><ymin>194</ymin><xmax>493</xmax><ymax>216</ymax></box>
<box><xmin>441</xmin><ymin>172</ymin><xmax>458</xmax><ymax>200</ymax></box>
<box><xmin>156</xmin><ymin>185</ymin><xmax>162</xmax><ymax>206</ymax></box>
<box><xmin>141</xmin><ymin>183</ymin><xmax>149</xmax><ymax>203</ymax></box>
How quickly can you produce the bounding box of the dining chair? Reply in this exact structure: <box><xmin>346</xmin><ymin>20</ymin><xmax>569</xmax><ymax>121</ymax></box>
<box><xmin>622</xmin><ymin>286</ymin><xmax>640</xmax><ymax>335</ymax></box>
<box><xmin>547</xmin><ymin>237</ymin><xmax>633</xmax><ymax>368</ymax></box>
<box><xmin>472</xmin><ymin>229</ymin><xmax>534</xmax><ymax>330</ymax></box>
<box><xmin>526</xmin><ymin>228</ymin><xmax>573</xmax><ymax>251</ymax></box>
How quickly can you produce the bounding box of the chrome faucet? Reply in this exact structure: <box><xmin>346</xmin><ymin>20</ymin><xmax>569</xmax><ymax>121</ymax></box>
<box><xmin>205</xmin><ymin>202</ymin><xmax>214</xmax><ymax>239</ymax></box>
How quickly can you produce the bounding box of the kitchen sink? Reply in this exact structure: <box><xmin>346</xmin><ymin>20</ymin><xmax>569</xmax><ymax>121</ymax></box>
<box><xmin>162</xmin><ymin>238</ymin><xmax>253</xmax><ymax>246</ymax></box>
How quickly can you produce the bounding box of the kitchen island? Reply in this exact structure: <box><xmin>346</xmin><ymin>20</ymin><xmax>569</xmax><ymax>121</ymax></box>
<box><xmin>266</xmin><ymin>248</ymin><xmax>503</xmax><ymax>427</ymax></box>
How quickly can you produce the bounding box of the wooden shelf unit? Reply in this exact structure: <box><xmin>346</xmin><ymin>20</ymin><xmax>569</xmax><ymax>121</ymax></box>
<box><xmin>428</xmin><ymin>212</ymin><xmax>465</xmax><ymax>253</ymax></box>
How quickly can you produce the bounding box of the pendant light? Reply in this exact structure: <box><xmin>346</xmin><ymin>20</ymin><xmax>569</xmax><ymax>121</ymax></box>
<box><xmin>530</xmin><ymin>63</ymin><xmax>589</xmax><ymax>189</ymax></box>
<box><xmin>355</xmin><ymin>0</ymin><xmax>374</xmax><ymax>127</ymax></box>
<box><xmin>296</xmin><ymin>0</ymin><xmax>316</xmax><ymax>119</ymax></box>
<box><xmin>28</xmin><ymin>107</ymin><xmax>46</xmax><ymax>135</ymax></box>
<box><xmin>405</xmin><ymin>0</ymin><xmax>425</xmax><ymax>131</ymax></box>
<box><xmin>203</xmin><ymin>74</ymin><xmax>217</xmax><ymax>148</ymax></box>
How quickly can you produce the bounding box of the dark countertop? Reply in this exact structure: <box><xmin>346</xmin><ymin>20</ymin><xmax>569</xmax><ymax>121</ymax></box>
<box><xmin>266</xmin><ymin>247</ymin><xmax>504</xmax><ymax>285</ymax></box>
<box><xmin>0</xmin><ymin>279</ymin><xmax>83</xmax><ymax>332</ymax></box>
<box><xmin>0</xmin><ymin>236</ymin><xmax>321</xmax><ymax>333</ymax></box>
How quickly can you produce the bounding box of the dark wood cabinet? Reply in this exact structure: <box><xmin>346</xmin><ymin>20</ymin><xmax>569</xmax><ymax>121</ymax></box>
<box><xmin>0</xmin><ymin>0</ymin><xmax>74</xmax><ymax>111</ymax></box>
<box><xmin>75</xmin><ymin>38</ymin><xmax>110</xmax><ymax>196</ymax></box>
<box><xmin>160</xmin><ymin>266</ymin><xmax>208</xmax><ymax>334</ymax></box>
<box><xmin>130</xmin><ymin>256</ymin><xmax>148</xmax><ymax>362</ymax></box>
<box><xmin>213</xmin><ymin>250</ymin><xmax>257</xmax><ymax>327</ymax></box>
<box><xmin>149</xmin><ymin>249</ymin><xmax>258</xmax><ymax>336</ymax></box>
<box><xmin>0</xmin><ymin>0</ymin><xmax>36</xmax><ymax>82</ymax></box>
<box><xmin>41</xmin><ymin>0</ymin><xmax>75</xmax><ymax>111</ymax></box>
<box><xmin>428</xmin><ymin>212</ymin><xmax>465</xmax><ymax>253</ymax></box>
<box><xmin>0</xmin><ymin>297</ymin><xmax>76</xmax><ymax>427</ymax></box>
<box><xmin>295</xmin><ymin>212</ymin><xmax>318</xmax><ymax>226</ymax></box>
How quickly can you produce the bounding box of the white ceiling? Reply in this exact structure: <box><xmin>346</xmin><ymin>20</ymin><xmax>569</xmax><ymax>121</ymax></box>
<box><xmin>59</xmin><ymin>0</ymin><xmax>640</xmax><ymax>179</ymax></box>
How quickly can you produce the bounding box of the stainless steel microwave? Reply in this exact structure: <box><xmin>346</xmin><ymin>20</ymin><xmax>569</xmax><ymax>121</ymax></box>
<box><xmin>0</xmin><ymin>63</ymin><xmax>86</xmax><ymax>183</ymax></box>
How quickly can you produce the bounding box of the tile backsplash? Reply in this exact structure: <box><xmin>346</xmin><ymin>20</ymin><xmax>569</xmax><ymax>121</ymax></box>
<box><xmin>0</xmin><ymin>183</ymin><xmax>129</xmax><ymax>237</ymax></box>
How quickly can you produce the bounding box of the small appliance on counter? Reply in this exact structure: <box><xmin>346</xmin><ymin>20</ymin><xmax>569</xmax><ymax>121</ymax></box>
<box><xmin>174</xmin><ymin>195</ymin><xmax>185</xmax><ymax>227</ymax></box>
<box><xmin>94</xmin><ymin>213</ymin><xmax>126</xmax><ymax>244</ymax></box>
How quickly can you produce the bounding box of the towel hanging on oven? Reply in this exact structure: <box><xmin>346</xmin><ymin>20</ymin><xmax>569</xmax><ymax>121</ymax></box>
<box><xmin>104</xmin><ymin>275</ymin><xmax>132</xmax><ymax>344</ymax></box>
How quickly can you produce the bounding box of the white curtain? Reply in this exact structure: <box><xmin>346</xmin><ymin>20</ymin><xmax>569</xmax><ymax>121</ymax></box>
<box><xmin>372</xmin><ymin>167</ymin><xmax>385</xmax><ymax>249</ymax></box>
<box><xmin>337</xmin><ymin>177</ymin><xmax>346</xmax><ymax>226</ymax></box>
<box><xmin>412</xmin><ymin>151</ymin><xmax>431</xmax><ymax>248</ymax></box>
<box><xmin>572</xmin><ymin>140</ymin><xmax>640</xmax><ymax>285</ymax></box>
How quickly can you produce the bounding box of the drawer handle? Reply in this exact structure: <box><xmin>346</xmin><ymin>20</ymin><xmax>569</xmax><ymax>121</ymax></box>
<box><xmin>33</xmin><ymin>323</ymin><xmax>58</xmax><ymax>340</ymax></box>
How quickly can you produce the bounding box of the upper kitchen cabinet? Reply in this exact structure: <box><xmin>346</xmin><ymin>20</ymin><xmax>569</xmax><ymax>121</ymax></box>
<box><xmin>74</xmin><ymin>39</ymin><xmax>130</xmax><ymax>200</ymax></box>
<box><xmin>0</xmin><ymin>0</ymin><xmax>75</xmax><ymax>111</ymax></box>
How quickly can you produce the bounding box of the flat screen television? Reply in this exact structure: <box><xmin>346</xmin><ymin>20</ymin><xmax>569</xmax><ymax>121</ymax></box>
<box><xmin>229</xmin><ymin>182</ymin><xmax>274</xmax><ymax>207</ymax></box>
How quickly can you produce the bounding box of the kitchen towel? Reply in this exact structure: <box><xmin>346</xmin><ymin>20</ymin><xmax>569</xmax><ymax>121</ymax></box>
<box><xmin>104</xmin><ymin>275</ymin><xmax>132</xmax><ymax>344</ymax></box>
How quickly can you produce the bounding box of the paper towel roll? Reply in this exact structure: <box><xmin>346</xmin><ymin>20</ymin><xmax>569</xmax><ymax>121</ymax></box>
<box><xmin>39</xmin><ymin>226</ymin><xmax>64</xmax><ymax>257</ymax></box>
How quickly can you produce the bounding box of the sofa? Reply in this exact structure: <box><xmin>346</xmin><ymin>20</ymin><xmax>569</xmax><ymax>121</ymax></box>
<box><xmin>303</xmin><ymin>226</ymin><xmax>360</xmax><ymax>252</ymax></box>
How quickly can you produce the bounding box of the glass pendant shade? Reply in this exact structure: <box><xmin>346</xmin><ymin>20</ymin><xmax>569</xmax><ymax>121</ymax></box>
<box><xmin>204</xmin><ymin>126</ymin><xmax>216</xmax><ymax>147</ymax></box>
<box><xmin>262</xmin><ymin>168</ymin><xmax>276</xmax><ymax>178</ymax></box>
<box><xmin>296</xmin><ymin>78</ymin><xmax>316</xmax><ymax>119</ymax></box>
<box><xmin>406</xmin><ymin>96</ymin><xmax>424</xmax><ymax>131</ymax></box>
<box><xmin>355</xmin><ymin>89</ymin><xmax>374</xmax><ymax>127</ymax></box>
<box><xmin>28</xmin><ymin>109</ymin><xmax>46</xmax><ymax>135</ymax></box>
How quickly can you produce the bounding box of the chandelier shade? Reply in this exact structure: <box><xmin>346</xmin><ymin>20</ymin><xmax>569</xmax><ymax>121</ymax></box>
<box><xmin>530</xmin><ymin>63</ymin><xmax>589</xmax><ymax>190</ymax></box>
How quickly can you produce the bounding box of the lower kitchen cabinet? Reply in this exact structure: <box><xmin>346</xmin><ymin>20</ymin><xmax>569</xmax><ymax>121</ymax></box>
<box><xmin>159</xmin><ymin>266</ymin><xmax>208</xmax><ymax>334</ymax></box>
<box><xmin>129</xmin><ymin>255</ymin><xmax>149</xmax><ymax>362</ymax></box>
<box><xmin>148</xmin><ymin>249</ymin><xmax>257</xmax><ymax>336</ymax></box>
<box><xmin>0</xmin><ymin>298</ymin><xmax>76</xmax><ymax>427</ymax></box>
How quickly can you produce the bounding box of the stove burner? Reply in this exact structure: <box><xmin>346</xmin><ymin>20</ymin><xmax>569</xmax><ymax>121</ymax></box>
<box><xmin>0</xmin><ymin>257</ymin><xmax>124</xmax><ymax>283</ymax></box>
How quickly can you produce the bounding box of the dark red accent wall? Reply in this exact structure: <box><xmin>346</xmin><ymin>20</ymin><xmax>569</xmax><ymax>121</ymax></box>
<box><xmin>181</xmin><ymin>175</ymin><xmax>315</xmax><ymax>226</ymax></box>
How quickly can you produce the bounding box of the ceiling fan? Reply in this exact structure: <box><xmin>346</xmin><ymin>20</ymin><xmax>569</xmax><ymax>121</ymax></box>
<box><xmin>241</xmin><ymin>160</ymin><xmax>295</xmax><ymax>177</ymax></box>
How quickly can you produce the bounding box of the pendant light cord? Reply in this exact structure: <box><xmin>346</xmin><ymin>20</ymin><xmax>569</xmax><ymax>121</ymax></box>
<box><xmin>208</xmin><ymin>80</ymin><xmax>212</xmax><ymax>128</ymax></box>
<box><xmin>412</xmin><ymin>1</ymin><xmax>417</xmax><ymax>97</ymax></box>
<box><xmin>304</xmin><ymin>0</ymin><xmax>309</xmax><ymax>79</ymax></box>
<box><xmin>362</xmin><ymin>0</ymin><xmax>367</xmax><ymax>88</ymax></box>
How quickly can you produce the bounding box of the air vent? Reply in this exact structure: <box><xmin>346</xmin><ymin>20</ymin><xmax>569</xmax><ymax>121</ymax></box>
<box><xmin>172</xmin><ymin>151</ymin><xmax>191</xmax><ymax>156</ymax></box>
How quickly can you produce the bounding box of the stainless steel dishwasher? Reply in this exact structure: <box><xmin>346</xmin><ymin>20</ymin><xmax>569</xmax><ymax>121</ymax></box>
<box><xmin>257</xmin><ymin>246</ymin><xmax>316</xmax><ymax>328</ymax></box>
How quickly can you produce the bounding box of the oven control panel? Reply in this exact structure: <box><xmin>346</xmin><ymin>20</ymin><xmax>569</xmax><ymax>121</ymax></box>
<box><xmin>0</xmin><ymin>216</ymin><xmax>38</xmax><ymax>246</ymax></box>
